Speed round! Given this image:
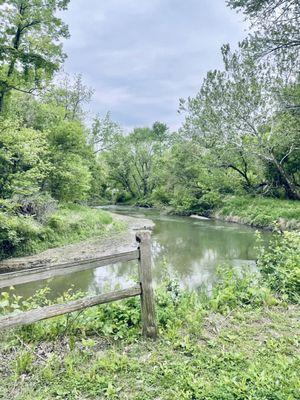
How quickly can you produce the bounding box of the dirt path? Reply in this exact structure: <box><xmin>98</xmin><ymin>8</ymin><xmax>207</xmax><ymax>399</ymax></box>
<box><xmin>0</xmin><ymin>213</ymin><xmax>154</xmax><ymax>273</ymax></box>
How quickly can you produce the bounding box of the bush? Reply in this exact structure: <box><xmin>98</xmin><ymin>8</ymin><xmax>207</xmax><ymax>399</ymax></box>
<box><xmin>151</xmin><ymin>187</ymin><xmax>171</xmax><ymax>206</ymax></box>
<box><xmin>14</xmin><ymin>193</ymin><xmax>58</xmax><ymax>223</ymax></box>
<box><xmin>0</xmin><ymin>213</ymin><xmax>42</xmax><ymax>259</ymax></box>
<box><xmin>257</xmin><ymin>231</ymin><xmax>300</xmax><ymax>302</ymax></box>
<box><xmin>210</xmin><ymin>266</ymin><xmax>277</xmax><ymax>312</ymax></box>
<box><xmin>200</xmin><ymin>191</ymin><xmax>223</xmax><ymax>210</ymax></box>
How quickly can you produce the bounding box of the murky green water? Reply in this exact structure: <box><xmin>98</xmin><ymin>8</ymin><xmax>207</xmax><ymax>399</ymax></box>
<box><xmin>4</xmin><ymin>207</ymin><xmax>267</xmax><ymax>299</ymax></box>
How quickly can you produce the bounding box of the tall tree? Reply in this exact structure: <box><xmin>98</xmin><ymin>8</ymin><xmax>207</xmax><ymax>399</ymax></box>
<box><xmin>181</xmin><ymin>45</ymin><xmax>300</xmax><ymax>200</ymax></box>
<box><xmin>227</xmin><ymin>0</ymin><xmax>300</xmax><ymax>65</ymax></box>
<box><xmin>0</xmin><ymin>0</ymin><xmax>70</xmax><ymax>112</ymax></box>
<box><xmin>90</xmin><ymin>112</ymin><xmax>123</xmax><ymax>153</ymax></box>
<box><xmin>44</xmin><ymin>73</ymin><xmax>94</xmax><ymax>121</ymax></box>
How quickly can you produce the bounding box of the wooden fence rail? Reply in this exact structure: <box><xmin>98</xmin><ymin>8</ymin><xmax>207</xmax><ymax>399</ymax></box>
<box><xmin>0</xmin><ymin>231</ymin><xmax>157</xmax><ymax>338</ymax></box>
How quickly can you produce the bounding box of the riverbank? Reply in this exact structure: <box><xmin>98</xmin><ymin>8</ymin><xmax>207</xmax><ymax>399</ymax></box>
<box><xmin>213</xmin><ymin>196</ymin><xmax>300</xmax><ymax>231</ymax></box>
<box><xmin>0</xmin><ymin>204</ymin><xmax>126</xmax><ymax>263</ymax></box>
<box><xmin>0</xmin><ymin>218</ymin><xmax>299</xmax><ymax>399</ymax></box>
<box><xmin>0</xmin><ymin>208</ymin><xmax>154</xmax><ymax>272</ymax></box>
<box><xmin>119</xmin><ymin>195</ymin><xmax>300</xmax><ymax>231</ymax></box>
<box><xmin>0</xmin><ymin>301</ymin><xmax>299</xmax><ymax>399</ymax></box>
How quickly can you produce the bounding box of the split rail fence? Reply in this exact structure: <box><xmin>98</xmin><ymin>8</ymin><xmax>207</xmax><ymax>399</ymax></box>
<box><xmin>0</xmin><ymin>231</ymin><xmax>157</xmax><ymax>338</ymax></box>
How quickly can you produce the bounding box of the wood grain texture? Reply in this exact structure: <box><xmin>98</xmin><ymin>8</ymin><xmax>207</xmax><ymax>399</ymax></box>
<box><xmin>0</xmin><ymin>285</ymin><xmax>141</xmax><ymax>330</ymax></box>
<box><xmin>0</xmin><ymin>250</ymin><xmax>139</xmax><ymax>289</ymax></box>
<box><xmin>136</xmin><ymin>231</ymin><xmax>158</xmax><ymax>339</ymax></box>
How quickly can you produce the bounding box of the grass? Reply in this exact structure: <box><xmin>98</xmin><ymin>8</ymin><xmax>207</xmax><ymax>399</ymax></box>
<box><xmin>0</xmin><ymin>286</ymin><xmax>299</xmax><ymax>400</ymax></box>
<box><xmin>0</xmin><ymin>204</ymin><xmax>125</xmax><ymax>260</ymax></box>
<box><xmin>0</xmin><ymin>218</ymin><xmax>298</xmax><ymax>399</ymax></box>
<box><xmin>215</xmin><ymin>195</ymin><xmax>300</xmax><ymax>230</ymax></box>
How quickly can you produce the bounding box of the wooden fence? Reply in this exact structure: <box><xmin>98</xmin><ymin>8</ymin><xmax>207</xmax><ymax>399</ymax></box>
<box><xmin>0</xmin><ymin>231</ymin><xmax>157</xmax><ymax>339</ymax></box>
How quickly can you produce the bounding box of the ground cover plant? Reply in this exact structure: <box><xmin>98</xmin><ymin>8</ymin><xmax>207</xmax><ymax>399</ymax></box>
<box><xmin>0</xmin><ymin>232</ymin><xmax>299</xmax><ymax>399</ymax></box>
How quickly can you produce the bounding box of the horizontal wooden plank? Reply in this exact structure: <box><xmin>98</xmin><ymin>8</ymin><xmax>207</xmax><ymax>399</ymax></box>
<box><xmin>0</xmin><ymin>250</ymin><xmax>140</xmax><ymax>289</ymax></box>
<box><xmin>0</xmin><ymin>284</ymin><xmax>142</xmax><ymax>330</ymax></box>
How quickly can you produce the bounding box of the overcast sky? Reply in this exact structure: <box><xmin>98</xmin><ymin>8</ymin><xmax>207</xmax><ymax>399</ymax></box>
<box><xmin>62</xmin><ymin>0</ymin><xmax>247</xmax><ymax>131</ymax></box>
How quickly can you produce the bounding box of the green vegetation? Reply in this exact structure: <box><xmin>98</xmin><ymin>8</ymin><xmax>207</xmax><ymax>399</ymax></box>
<box><xmin>215</xmin><ymin>196</ymin><xmax>300</xmax><ymax>230</ymax></box>
<box><xmin>0</xmin><ymin>204</ymin><xmax>122</xmax><ymax>260</ymax></box>
<box><xmin>88</xmin><ymin>1</ymin><xmax>300</xmax><ymax>217</ymax></box>
<box><xmin>0</xmin><ymin>2</ymin><xmax>299</xmax><ymax>398</ymax></box>
<box><xmin>0</xmin><ymin>0</ymin><xmax>299</xmax><ymax>262</ymax></box>
<box><xmin>0</xmin><ymin>232</ymin><xmax>299</xmax><ymax>399</ymax></box>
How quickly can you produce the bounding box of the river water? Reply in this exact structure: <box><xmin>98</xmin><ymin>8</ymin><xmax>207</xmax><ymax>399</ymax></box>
<box><xmin>7</xmin><ymin>206</ymin><xmax>267</xmax><ymax>299</ymax></box>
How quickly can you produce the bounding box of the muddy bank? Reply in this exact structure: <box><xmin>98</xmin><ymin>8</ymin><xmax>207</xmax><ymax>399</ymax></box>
<box><xmin>0</xmin><ymin>213</ymin><xmax>154</xmax><ymax>273</ymax></box>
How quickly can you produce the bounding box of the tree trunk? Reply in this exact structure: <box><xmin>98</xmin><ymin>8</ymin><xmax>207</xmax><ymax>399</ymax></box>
<box><xmin>0</xmin><ymin>92</ymin><xmax>5</xmax><ymax>113</ymax></box>
<box><xmin>271</xmin><ymin>156</ymin><xmax>300</xmax><ymax>200</ymax></box>
<box><xmin>0</xmin><ymin>4</ymin><xmax>24</xmax><ymax>113</ymax></box>
<box><xmin>226</xmin><ymin>164</ymin><xmax>252</xmax><ymax>189</ymax></box>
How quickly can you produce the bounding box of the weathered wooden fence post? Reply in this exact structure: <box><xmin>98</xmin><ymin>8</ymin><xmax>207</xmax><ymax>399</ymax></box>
<box><xmin>136</xmin><ymin>231</ymin><xmax>158</xmax><ymax>339</ymax></box>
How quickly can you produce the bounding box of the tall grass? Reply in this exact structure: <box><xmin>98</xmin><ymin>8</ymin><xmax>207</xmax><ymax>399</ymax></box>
<box><xmin>216</xmin><ymin>196</ymin><xmax>300</xmax><ymax>229</ymax></box>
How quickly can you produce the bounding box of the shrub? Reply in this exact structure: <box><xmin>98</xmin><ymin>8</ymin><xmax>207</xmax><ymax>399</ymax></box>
<box><xmin>14</xmin><ymin>193</ymin><xmax>58</xmax><ymax>223</ymax></box>
<box><xmin>200</xmin><ymin>191</ymin><xmax>223</xmax><ymax>210</ymax></box>
<box><xmin>0</xmin><ymin>213</ymin><xmax>41</xmax><ymax>259</ymax></box>
<box><xmin>257</xmin><ymin>231</ymin><xmax>300</xmax><ymax>302</ymax></box>
<box><xmin>210</xmin><ymin>265</ymin><xmax>277</xmax><ymax>312</ymax></box>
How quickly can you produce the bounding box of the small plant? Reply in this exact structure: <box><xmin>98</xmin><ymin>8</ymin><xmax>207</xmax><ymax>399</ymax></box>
<box><xmin>257</xmin><ymin>231</ymin><xmax>300</xmax><ymax>302</ymax></box>
<box><xmin>210</xmin><ymin>265</ymin><xmax>277</xmax><ymax>312</ymax></box>
<box><xmin>15</xmin><ymin>351</ymin><xmax>34</xmax><ymax>375</ymax></box>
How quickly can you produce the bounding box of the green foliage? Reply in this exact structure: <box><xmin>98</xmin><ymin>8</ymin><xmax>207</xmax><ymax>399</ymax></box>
<box><xmin>49</xmin><ymin>154</ymin><xmax>92</xmax><ymax>202</ymax></box>
<box><xmin>257</xmin><ymin>231</ymin><xmax>300</xmax><ymax>302</ymax></box>
<box><xmin>0</xmin><ymin>117</ymin><xmax>50</xmax><ymax>198</ymax></box>
<box><xmin>227</xmin><ymin>0</ymin><xmax>300</xmax><ymax>67</ymax></box>
<box><xmin>0</xmin><ymin>0</ymin><xmax>70</xmax><ymax>112</ymax></box>
<box><xmin>0</xmin><ymin>83</ymin><xmax>100</xmax><ymax>205</ymax></box>
<box><xmin>15</xmin><ymin>351</ymin><xmax>34</xmax><ymax>375</ymax></box>
<box><xmin>181</xmin><ymin>44</ymin><xmax>300</xmax><ymax>200</ymax></box>
<box><xmin>0</xmin><ymin>205</ymin><xmax>118</xmax><ymax>259</ymax></box>
<box><xmin>0</xmin><ymin>212</ymin><xmax>42</xmax><ymax>259</ymax></box>
<box><xmin>210</xmin><ymin>266</ymin><xmax>277</xmax><ymax>312</ymax></box>
<box><xmin>101</xmin><ymin>122</ymin><xmax>171</xmax><ymax>203</ymax></box>
<box><xmin>44</xmin><ymin>73</ymin><xmax>93</xmax><ymax>121</ymax></box>
<box><xmin>0</xmin><ymin>234</ymin><xmax>299</xmax><ymax>399</ymax></box>
<box><xmin>217</xmin><ymin>195</ymin><xmax>300</xmax><ymax>230</ymax></box>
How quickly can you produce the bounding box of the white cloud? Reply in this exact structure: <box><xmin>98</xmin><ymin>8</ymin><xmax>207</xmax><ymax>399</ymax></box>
<box><xmin>61</xmin><ymin>0</ymin><xmax>247</xmax><ymax>130</ymax></box>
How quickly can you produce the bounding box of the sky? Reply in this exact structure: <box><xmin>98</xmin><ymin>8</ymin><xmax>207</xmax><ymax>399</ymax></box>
<box><xmin>61</xmin><ymin>0</ymin><xmax>247</xmax><ymax>131</ymax></box>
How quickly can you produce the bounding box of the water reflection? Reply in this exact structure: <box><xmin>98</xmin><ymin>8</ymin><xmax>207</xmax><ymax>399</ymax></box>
<box><xmin>3</xmin><ymin>207</ymin><xmax>266</xmax><ymax>299</ymax></box>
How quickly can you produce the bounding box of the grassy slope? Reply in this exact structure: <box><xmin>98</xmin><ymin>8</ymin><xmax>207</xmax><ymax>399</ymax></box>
<box><xmin>0</xmin><ymin>302</ymin><xmax>299</xmax><ymax>399</ymax></box>
<box><xmin>215</xmin><ymin>196</ymin><xmax>300</xmax><ymax>230</ymax></box>
<box><xmin>0</xmin><ymin>204</ymin><xmax>125</xmax><ymax>260</ymax></box>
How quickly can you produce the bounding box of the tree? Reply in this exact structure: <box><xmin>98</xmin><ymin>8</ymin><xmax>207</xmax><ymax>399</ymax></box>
<box><xmin>227</xmin><ymin>0</ymin><xmax>300</xmax><ymax>68</ymax></box>
<box><xmin>46</xmin><ymin>119</ymin><xmax>94</xmax><ymax>201</ymax></box>
<box><xmin>90</xmin><ymin>112</ymin><xmax>123</xmax><ymax>152</ymax></box>
<box><xmin>102</xmin><ymin>123</ymin><xmax>170</xmax><ymax>202</ymax></box>
<box><xmin>0</xmin><ymin>117</ymin><xmax>49</xmax><ymax>198</ymax></box>
<box><xmin>0</xmin><ymin>0</ymin><xmax>70</xmax><ymax>112</ymax></box>
<box><xmin>44</xmin><ymin>73</ymin><xmax>93</xmax><ymax>121</ymax></box>
<box><xmin>181</xmin><ymin>45</ymin><xmax>300</xmax><ymax>199</ymax></box>
<box><xmin>49</xmin><ymin>153</ymin><xmax>92</xmax><ymax>202</ymax></box>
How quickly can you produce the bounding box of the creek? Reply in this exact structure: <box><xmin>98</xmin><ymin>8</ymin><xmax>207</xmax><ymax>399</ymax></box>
<box><xmin>10</xmin><ymin>206</ymin><xmax>269</xmax><ymax>299</ymax></box>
